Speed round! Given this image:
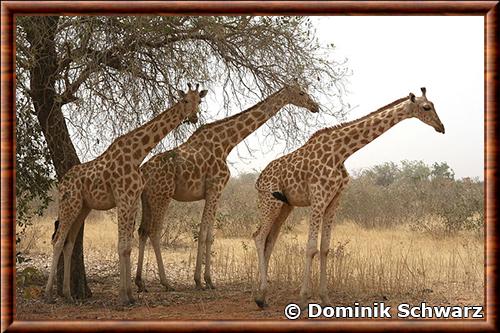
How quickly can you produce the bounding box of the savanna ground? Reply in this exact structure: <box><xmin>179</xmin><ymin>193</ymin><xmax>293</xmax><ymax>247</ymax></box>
<box><xmin>16</xmin><ymin>213</ymin><xmax>484</xmax><ymax>320</ymax></box>
<box><xmin>16</xmin><ymin>164</ymin><xmax>484</xmax><ymax>320</ymax></box>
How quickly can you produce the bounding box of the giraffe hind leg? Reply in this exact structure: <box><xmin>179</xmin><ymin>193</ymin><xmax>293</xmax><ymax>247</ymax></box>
<box><xmin>135</xmin><ymin>232</ymin><xmax>148</xmax><ymax>292</ymax></box>
<box><xmin>116</xmin><ymin>192</ymin><xmax>141</xmax><ymax>305</ymax></box>
<box><xmin>62</xmin><ymin>207</ymin><xmax>90</xmax><ymax>302</ymax></box>
<box><xmin>44</xmin><ymin>190</ymin><xmax>83</xmax><ymax>302</ymax></box>
<box><xmin>135</xmin><ymin>192</ymin><xmax>152</xmax><ymax>292</ymax></box>
<box><xmin>264</xmin><ymin>205</ymin><xmax>293</xmax><ymax>273</ymax></box>
<box><xmin>254</xmin><ymin>192</ymin><xmax>285</xmax><ymax>308</ymax></box>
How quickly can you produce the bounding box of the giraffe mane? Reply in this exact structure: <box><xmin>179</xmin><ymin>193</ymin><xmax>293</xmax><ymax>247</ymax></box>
<box><xmin>189</xmin><ymin>87</ymin><xmax>286</xmax><ymax>136</ymax></box>
<box><xmin>306</xmin><ymin>96</ymin><xmax>410</xmax><ymax>142</ymax></box>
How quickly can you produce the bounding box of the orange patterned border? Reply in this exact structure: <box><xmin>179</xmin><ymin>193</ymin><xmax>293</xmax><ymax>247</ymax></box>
<box><xmin>1</xmin><ymin>1</ymin><xmax>497</xmax><ymax>332</ymax></box>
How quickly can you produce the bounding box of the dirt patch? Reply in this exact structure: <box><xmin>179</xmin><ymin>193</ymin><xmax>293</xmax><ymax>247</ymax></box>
<box><xmin>17</xmin><ymin>273</ymin><xmax>482</xmax><ymax>321</ymax></box>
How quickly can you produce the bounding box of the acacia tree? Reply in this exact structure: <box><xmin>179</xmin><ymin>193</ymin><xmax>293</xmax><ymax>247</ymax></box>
<box><xmin>16</xmin><ymin>16</ymin><xmax>348</xmax><ymax>299</ymax></box>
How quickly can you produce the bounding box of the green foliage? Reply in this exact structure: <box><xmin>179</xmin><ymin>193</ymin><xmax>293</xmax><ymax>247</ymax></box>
<box><xmin>337</xmin><ymin>161</ymin><xmax>483</xmax><ymax>235</ymax></box>
<box><xmin>15</xmin><ymin>99</ymin><xmax>55</xmax><ymax>262</ymax></box>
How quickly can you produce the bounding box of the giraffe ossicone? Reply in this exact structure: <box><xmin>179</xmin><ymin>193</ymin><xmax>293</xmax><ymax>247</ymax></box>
<box><xmin>253</xmin><ymin>88</ymin><xmax>444</xmax><ymax>308</ymax></box>
<box><xmin>44</xmin><ymin>84</ymin><xmax>208</xmax><ymax>305</ymax></box>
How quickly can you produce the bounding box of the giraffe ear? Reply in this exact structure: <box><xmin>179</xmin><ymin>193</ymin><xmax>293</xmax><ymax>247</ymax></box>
<box><xmin>178</xmin><ymin>90</ymin><xmax>186</xmax><ymax>98</ymax></box>
<box><xmin>199</xmin><ymin>90</ymin><xmax>208</xmax><ymax>98</ymax></box>
<box><xmin>409</xmin><ymin>93</ymin><xmax>416</xmax><ymax>103</ymax></box>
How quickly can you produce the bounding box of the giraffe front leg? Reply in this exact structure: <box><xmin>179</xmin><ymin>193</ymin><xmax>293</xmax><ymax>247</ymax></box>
<box><xmin>318</xmin><ymin>222</ymin><xmax>333</xmax><ymax>306</ymax></box>
<box><xmin>319</xmin><ymin>193</ymin><xmax>342</xmax><ymax>306</ymax></box>
<box><xmin>194</xmin><ymin>219</ymin><xmax>208</xmax><ymax>290</ymax></box>
<box><xmin>203</xmin><ymin>191</ymin><xmax>222</xmax><ymax>290</ymax></box>
<box><xmin>118</xmin><ymin>235</ymin><xmax>135</xmax><ymax>305</ymax></box>
<box><xmin>117</xmin><ymin>199</ymin><xmax>140</xmax><ymax>305</ymax></box>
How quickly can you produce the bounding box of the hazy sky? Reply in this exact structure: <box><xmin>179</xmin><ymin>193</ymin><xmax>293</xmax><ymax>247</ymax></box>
<box><xmin>227</xmin><ymin>16</ymin><xmax>484</xmax><ymax>180</ymax></box>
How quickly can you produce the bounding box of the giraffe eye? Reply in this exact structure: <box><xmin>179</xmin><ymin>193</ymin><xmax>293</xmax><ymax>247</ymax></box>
<box><xmin>423</xmin><ymin>105</ymin><xmax>431</xmax><ymax>111</ymax></box>
<box><xmin>183</xmin><ymin>100</ymin><xmax>189</xmax><ymax>104</ymax></box>
<box><xmin>299</xmin><ymin>92</ymin><xmax>305</xmax><ymax>96</ymax></box>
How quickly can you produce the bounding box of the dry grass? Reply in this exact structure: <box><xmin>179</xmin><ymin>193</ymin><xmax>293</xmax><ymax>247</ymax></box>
<box><xmin>18</xmin><ymin>213</ymin><xmax>484</xmax><ymax>307</ymax></box>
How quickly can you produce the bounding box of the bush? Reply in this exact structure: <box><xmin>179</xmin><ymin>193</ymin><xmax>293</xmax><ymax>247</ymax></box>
<box><xmin>337</xmin><ymin>161</ymin><xmax>483</xmax><ymax>235</ymax></box>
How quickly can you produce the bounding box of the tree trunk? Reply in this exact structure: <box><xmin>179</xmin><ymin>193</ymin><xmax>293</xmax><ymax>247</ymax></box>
<box><xmin>24</xmin><ymin>16</ymin><xmax>91</xmax><ymax>299</ymax></box>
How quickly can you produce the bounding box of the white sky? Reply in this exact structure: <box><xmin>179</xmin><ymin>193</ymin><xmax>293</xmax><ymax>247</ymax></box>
<box><xmin>227</xmin><ymin>16</ymin><xmax>484</xmax><ymax>180</ymax></box>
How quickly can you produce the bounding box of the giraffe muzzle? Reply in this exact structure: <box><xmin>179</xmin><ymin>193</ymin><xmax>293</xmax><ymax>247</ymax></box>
<box><xmin>436</xmin><ymin>124</ymin><xmax>445</xmax><ymax>134</ymax></box>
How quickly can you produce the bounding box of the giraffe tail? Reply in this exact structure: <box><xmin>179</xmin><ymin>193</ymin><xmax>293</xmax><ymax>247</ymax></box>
<box><xmin>272</xmin><ymin>192</ymin><xmax>289</xmax><ymax>204</ymax></box>
<box><xmin>51</xmin><ymin>219</ymin><xmax>60</xmax><ymax>244</ymax></box>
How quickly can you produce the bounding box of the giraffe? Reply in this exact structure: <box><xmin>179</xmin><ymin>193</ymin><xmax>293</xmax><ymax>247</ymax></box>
<box><xmin>135</xmin><ymin>82</ymin><xmax>320</xmax><ymax>291</ymax></box>
<box><xmin>253</xmin><ymin>87</ymin><xmax>445</xmax><ymax>309</ymax></box>
<box><xmin>44</xmin><ymin>84</ymin><xmax>208</xmax><ymax>305</ymax></box>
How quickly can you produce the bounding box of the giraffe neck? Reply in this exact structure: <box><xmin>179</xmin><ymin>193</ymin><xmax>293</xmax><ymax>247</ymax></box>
<box><xmin>108</xmin><ymin>103</ymin><xmax>186</xmax><ymax>165</ymax></box>
<box><xmin>310</xmin><ymin>98</ymin><xmax>412</xmax><ymax>162</ymax></box>
<box><xmin>338</xmin><ymin>100</ymin><xmax>411</xmax><ymax>160</ymax></box>
<box><xmin>184</xmin><ymin>88</ymin><xmax>288</xmax><ymax>157</ymax></box>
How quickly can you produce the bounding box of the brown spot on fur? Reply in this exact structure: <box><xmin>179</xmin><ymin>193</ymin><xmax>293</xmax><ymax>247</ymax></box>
<box><xmin>133</xmin><ymin>150</ymin><xmax>142</xmax><ymax>160</ymax></box>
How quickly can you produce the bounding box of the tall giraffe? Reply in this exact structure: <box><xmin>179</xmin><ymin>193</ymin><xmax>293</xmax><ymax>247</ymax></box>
<box><xmin>253</xmin><ymin>88</ymin><xmax>445</xmax><ymax>308</ymax></box>
<box><xmin>45</xmin><ymin>84</ymin><xmax>208</xmax><ymax>305</ymax></box>
<box><xmin>135</xmin><ymin>83</ymin><xmax>319</xmax><ymax>291</ymax></box>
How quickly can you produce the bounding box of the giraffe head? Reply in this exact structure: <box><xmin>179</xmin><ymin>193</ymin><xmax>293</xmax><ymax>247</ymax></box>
<box><xmin>177</xmin><ymin>83</ymin><xmax>208</xmax><ymax>124</ymax></box>
<box><xmin>283</xmin><ymin>80</ymin><xmax>320</xmax><ymax>113</ymax></box>
<box><xmin>407</xmin><ymin>87</ymin><xmax>445</xmax><ymax>134</ymax></box>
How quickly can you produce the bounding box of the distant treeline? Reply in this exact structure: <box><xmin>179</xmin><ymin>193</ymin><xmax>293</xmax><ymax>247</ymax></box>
<box><xmin>162</xmin><ymin>160</ymin><xmax>483</xmax><ymax>244</ymax></box>
<box><xmin>19</xmin><ymin>160</ymin><xmax>484</xmax><ymax>251</ymax></box>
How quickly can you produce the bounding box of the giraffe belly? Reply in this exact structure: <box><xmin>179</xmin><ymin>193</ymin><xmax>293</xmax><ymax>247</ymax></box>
<box><xmin>82</xmin><ymin>179</ymin><xmax>116</xmax><ymax>210</ymax></box>
<box><xmin>285</xmin><ymin>188</ymin><xmax>311</xmax><ymax>207</ymax></box>
<box><xmin>173</xmin><ymin>180</ymin><xmax>205</xmax><ymax>202</ymax></box>
<box><xmin>281</xmin><ymin>168</ymin><xmax>311</xmax><ymax>207</ymax></box>
<box><xmin>83</xmin><ymin>191</ymin><xmax>116</xmax><ymax>210</ymax></box>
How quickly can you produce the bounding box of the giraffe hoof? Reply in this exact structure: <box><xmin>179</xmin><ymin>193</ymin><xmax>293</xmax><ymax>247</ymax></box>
<box><xmin>255</xmin><ymin>299</ymin><xmax>269</xmax><ymax>309</ymax></box>
<box><xmin>195</xmin><ymin>283</ymin><xmax>204</xmax><ymax>290</ymax></box>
